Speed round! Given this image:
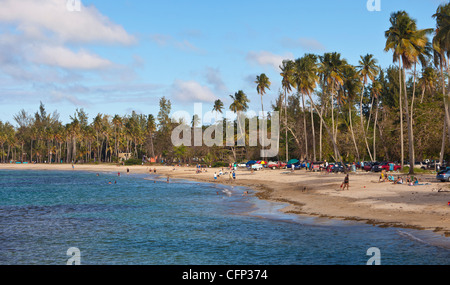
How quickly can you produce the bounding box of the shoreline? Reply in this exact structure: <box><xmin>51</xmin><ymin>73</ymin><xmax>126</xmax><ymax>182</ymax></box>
<box><xmin>1</xmin><ymin>163</ymin><xmax>449</xmax><ymax>237</ymax></box>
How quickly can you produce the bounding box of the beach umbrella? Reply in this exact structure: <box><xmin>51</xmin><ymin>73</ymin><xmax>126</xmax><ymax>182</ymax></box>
<box><xmin>257</xmin><ymin>160</ymin><xmax>267</xmax><ymax>165</ymax></box>
<box><xmin>288</xmin><ymin>159</ymin><xmax>299</xmax><ymax>164</ymax></box>
<box><xmin>246</xmin><ymin>160</ymin><xmax>257</xmax><ymax>165</ymax></box>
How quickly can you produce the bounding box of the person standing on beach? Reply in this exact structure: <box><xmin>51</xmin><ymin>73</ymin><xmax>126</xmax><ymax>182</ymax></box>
<box><xmin>214</xmin><ymin>172</ymin><xmax>217</xmax><ymax>181</ymax></box>
<box><xmin>342</xmin><ymin>174</ymin><xmax>349</xmax><ymax>190</ymax></box>
<box><xmin>232</xmin><ymin>171</ymin><xmax>236</xmax><ymax>180</ymax></box>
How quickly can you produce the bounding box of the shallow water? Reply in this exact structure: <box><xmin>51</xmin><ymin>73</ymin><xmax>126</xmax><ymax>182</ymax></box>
<box><xmin>0</xmin><ymin>170</ymin><xmax>448</xmax><ymax>265</ymax></box>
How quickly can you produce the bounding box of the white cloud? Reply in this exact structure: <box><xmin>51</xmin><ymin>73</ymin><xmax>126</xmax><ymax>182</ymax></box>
<box><xmin>246</xmin><ymin>51</ymin><xmax>294</xmax><ymax>71</ymax></box>
<box><xmin>0</xmin><ymin>0</ymin><xmax>136</xmax><ymax>45</ymax></box>
<box><xmin>171</xmin><ymin>80</ymin><xmax>218</xmax><ymax>103</ymax></box>
<box><xmin>29</xmin><ymin>45</ymin><xmax>112</xmax><ymax>70</ymax></box>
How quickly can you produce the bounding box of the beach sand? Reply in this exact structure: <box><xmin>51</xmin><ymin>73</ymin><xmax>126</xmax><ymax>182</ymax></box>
<box><xmin>1</xmin><ymin>163</ymin><xmax>449</xmax><ymax>236</ymax></box>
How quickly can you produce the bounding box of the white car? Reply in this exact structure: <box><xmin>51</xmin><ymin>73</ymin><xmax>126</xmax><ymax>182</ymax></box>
<box><xmin>237</xmin><ymin>163</ymin><xmax>247</xmax><ymax>168</ymax></box>
<box><xmin>251</xmin><ymin>164</ymin><xmax>263</xmax><ymax>171</ymax></box>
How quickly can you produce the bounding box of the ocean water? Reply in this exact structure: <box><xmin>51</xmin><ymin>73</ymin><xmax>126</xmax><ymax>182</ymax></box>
<box><xmin>0</xmin><ymin>170</ymin><xmax>448</xmax><ymax>265</ymax></box>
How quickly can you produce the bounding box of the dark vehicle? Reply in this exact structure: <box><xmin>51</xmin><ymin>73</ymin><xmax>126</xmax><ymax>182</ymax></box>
<box><xmin>436</xmin><ymin>168</ymin><xmax>450</xmax><ymax>182</ymax></box>
<box><xmin>423</xmin><ymin>161</ymin><xmax>446</xmax><ymax>171</ymax></box>
<box><xmin>331</xmin><ymin>162</ymin><xmax>347</xmax><ymax>173</ymax></box>
<box><xmin>286</xmin><ymin>163</ymin><xmax>301</xmax><ymax>170</ymax></box>
<box><xmin>363</xmin><ymin>162</ymin><xmax>377</xmax><ymax>172</ymax></box>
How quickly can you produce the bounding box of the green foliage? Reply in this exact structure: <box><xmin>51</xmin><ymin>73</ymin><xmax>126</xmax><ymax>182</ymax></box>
<box><xmin>212</xmin><ymin>161</ymin><xmax>229</xmax><ymax>168</ymax></box>
<box><xmin>124</xmin><ymin>158</ymin><xmax>142</xmax><ymax>166</ymax></box>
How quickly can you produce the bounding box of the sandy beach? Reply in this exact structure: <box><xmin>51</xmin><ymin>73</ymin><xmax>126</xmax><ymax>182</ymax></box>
<box><xmin>1</xmin><ymin>163</ymin><xmax>449</xmax><ymax>237</ymax></box>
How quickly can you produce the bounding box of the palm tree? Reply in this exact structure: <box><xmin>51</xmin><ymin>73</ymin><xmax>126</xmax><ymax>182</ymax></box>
<box><xmin>280</xmin><ymin>60</ymin><xmax>295</xmax><ymax>162</ymax></box>
<box><xmin>147</xmin><ymin>114</ymin><xmax>156</xmax><ymax>159</ymax></box>
<box><xmin>433</xmin><ymin>3</ymin><xmax>450</xmax><ymax>155</ymax></box>
<box><xmin>229</xmin><ymin>90</ymin><xmax>250</xmax><ymax>140</ymax></box>
<box><xmin>357</xmin><ymin>54</ymin><xmax>380</xmax><ymax>161</ymax></box>
<box><xmin>255</xmin><ymin>74</ymin><xmax>271</xmax><ymax>120</ymax></box>
<box><xmin>319</xmin><ymin>52</ymin><xmax>346</xmax><ymax>145</ymax></box>
<box><xmin>370</xmin><ymin>80</ymin><xmax>383</xmax><ymax>161</ymax></box>
<box><xmin>212</xmin><ymin>99</ymin><xmax>224</xmax><ymax>123</ymax></box>
<box><xmin>419</xmin><ymin>66</ymin><xmax>438</xmax><ymax>103</ymax></box>
<box><xmin>385</xmin><ymin>10</ymin><xmax>432</xmax><ymax>174</ymax></box>
<box><xmin>294</xmin><ymin>54</ymin><xmax>319</xmax><ymax>161</ymax></box>
<box><xmin>229</xmin><ymin>90</ymin><xmax>250</xmax><ymax>161</ymax></box>
<box><xmin>341</xmin><ymin>64</ymin><xmax>362</xmax><ymax>161</ymax></box>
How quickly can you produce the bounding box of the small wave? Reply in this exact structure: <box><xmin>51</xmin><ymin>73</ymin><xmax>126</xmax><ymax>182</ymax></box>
<box><xmin>397</xmin><ymin>230</ymin><xmax>450</xmax><ymax>250</ymax></box>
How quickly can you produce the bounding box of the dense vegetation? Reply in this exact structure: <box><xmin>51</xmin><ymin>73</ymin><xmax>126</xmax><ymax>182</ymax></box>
<box><xmin>1</xmin><ymin>3</ymin><xmax>450</xmax><ymax>175</ymax></box>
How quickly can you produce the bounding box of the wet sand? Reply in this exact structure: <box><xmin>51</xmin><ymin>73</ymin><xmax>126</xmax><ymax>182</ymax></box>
<box><xmin>1</xmin><ymin>163</ymin><xmax>449</xmax><ymax>236</ymax></box>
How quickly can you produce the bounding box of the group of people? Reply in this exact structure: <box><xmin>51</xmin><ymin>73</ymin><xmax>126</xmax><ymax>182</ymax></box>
<box><xmin>391</xmin><ymin>175</ymin><xmax>420</xmax><ymax>186</ymax></box>
<box><xmin>379</xmin><ymin>168</ymin><xmax>420</xmax><ymax>186</ymax></box>
<box><xmin>214</xmin><ymin>168</ymin><xmax>236</xmax><ymax>181</ymax></box>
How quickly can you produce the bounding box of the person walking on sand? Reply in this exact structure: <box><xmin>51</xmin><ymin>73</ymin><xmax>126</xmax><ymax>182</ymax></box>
<box><xmin>232</xmin><ymin>171</ymin><xmax>236</xmax><ymax>180</ymax></box>
<box><xmin>214</xmin><ymin>172</ymin><xmax>217</xmax><ymax>181</ymax></box>
<box><xmin>342</xmin><ymin>174</ymin><xmax>349</xmax><ymax>190</ymax></box>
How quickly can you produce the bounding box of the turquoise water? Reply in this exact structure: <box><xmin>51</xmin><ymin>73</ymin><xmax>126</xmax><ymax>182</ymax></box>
<box><xmin>0</xmin><ymin>170</ymin><xmax>449</xmax><ymax>265</ymax></box>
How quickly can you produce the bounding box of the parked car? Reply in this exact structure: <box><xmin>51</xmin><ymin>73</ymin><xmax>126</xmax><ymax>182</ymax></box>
<box><xmin>267</xmin><ymin>161</ymin><xmax>287</xmax><ymax>169</ymax></box>
<box><xmin>437</xmin><ymin>168</ymin><xmax>450</xmax><ymax>182</ymax></box>
<box><xmin>422</xmin><ymin>161</ymin><xmax>445</xmax><ymax>171</ymax></box>
<box><xmin>363</xmin><ymin>162</ymin><xmax>376</xmax><ymax>172</ymax></box>
<box><xmin>311</xmin><ymin>161</ymin><xmax>324</xmax><ymax>172</ymax></box>
<box><xmin>251</xmin><ymin>163</ymin><xmax>263</xmax><ymax>171</ymax></box>
<box><xmin>372</xmin><ymin>162</ymin><xmax>401</xmax><ymax>172</ymax></box>
<box><xmin>331</xmin><ymin>162</ymin><xmax>347</xmax><ymax>173</ymax></box>
<box><xmin>286</xmin><ymin>163</ymin><xmax>301</xmax><ymax>170</ymax></box>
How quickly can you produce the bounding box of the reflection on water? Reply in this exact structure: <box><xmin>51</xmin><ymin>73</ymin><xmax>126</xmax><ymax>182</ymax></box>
<box><xmin>0</xmin><ymin>170</ymin><xmax>448</xmax><ymax>265</ymax></box>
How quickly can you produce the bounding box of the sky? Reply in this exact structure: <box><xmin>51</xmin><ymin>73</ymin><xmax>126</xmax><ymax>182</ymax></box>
<box><xmin>0</xmin><ymin>0</ymin><xmax>447</xmax><ymax>126</ymax></box>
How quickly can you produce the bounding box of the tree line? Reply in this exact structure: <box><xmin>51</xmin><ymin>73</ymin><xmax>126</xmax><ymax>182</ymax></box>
<box><xmin>1</xmin><ymin>3</ymin><xmax>450</xmax><ymax>175</ymax></box>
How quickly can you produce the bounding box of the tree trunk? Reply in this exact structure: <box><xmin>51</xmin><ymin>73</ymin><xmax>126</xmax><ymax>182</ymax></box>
<box><xmin>310</xmin><ymin>100</ymin><xmax>316</xmax><ymax>161</ymax></box>
<box><xmin>307</xmin><ymin>93</ymin><xmax>343</xmax><ymax>168</ymax></box>
<box><xmin>301</xmin><ymin>93</ymin><xmax>309</xmax><ymax>160</ymax></box>
<box><xmin>319</xmin><ymin>104</ymin><xmax>324</xmax><ymax>161</ymax></box>
<box><xmin>440</xmin><ymin>120</ymin><xmax>446</xmax><ymax>167</ymax></box>
<box><xmin>373</xmin><ymin>97</ymin><xmax>379</xmax><ymax>162</ymax></box>
<box><xmin>360</xmin><ymin>82</ymin><xmax>374</xmax><ymax>161</ymax></box>
<box><xmin>399</xmin><ymin>62</ymin><xmax>404</xmax><ymax>170</ymax></box>
<box><xmin>348</xmin><ymin>104</ymin><xmax>360</xmax><ymax>161</ymax></box>
<box><xmin>401</xmin><ymin>62</ymin><xmax>414</xmax><ymax>175</ymax></box>
<box><xmin>285</xmin><ymin>90</ymin><xmax>288</xmax><ymax>162</ymax></box>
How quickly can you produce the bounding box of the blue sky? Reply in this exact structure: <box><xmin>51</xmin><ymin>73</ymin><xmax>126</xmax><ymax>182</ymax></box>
<box><xmin>0</xmin><ymin>0</ymin><xmax>447</xmax><ymax>125</ymax></box>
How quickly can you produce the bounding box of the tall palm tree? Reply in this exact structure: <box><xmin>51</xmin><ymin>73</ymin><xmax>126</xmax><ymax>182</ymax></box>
<box><xmin>357</xmin><ymin>54</ymin><xmax>380</xmax><ymax>162</ymax></box>
<box><xmin>370</xmin><ymin>80</ymin><xmax>383</xmax><ymax>161</ymax></box>
<box><xmin>255</xmin><ymin>74</ymin><xmax>271</xmax><ymax>120</ymax></box>
<box><xmin>212</xmin><ymin>99</ymin><xmax>224</xmax><ymax>123</ymax></box>
<box><xmin>294</xmin><ymin>54</ymin><xmax>319</xmax><ymax>161</ymax></box>
<box><xmin>385</xmin><ymin>10</ymin><xmax>432</xmax><ymax>174</ymax></box>
<box><xmin>229</xmin><ymin>90</ymin><xmax>250</xmax><ymax>144</ymax></box>
<box><xmin>280</xmin><ymin>60</ymin><xmax>295</xmax><ymax>162</ymax></box>
<box><xmin>147</xmin><ymin>114</ymin><xmax>156</xmax><ymax>159</ymax></box>
<box><xmin>433</xmin><ymin>2</ymin><xmax>450</xmax><ymax>159</ymax></box>
<box><xmin>419</xmin><ymin>66</ymin><xmax>438</xmax><ymax>103</ymax></box>
<box><xmin>319</xmin><ymin>52</ymin><xmax>346</xmax><ymax>145</ymax></box>
<box><xmin>341</xmin><ymin>63</ymin><xmax>362</xmax><ymax>161</ymax></box>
